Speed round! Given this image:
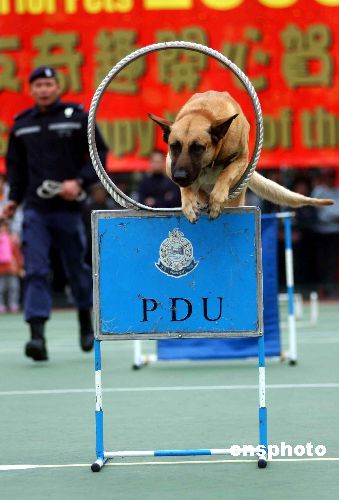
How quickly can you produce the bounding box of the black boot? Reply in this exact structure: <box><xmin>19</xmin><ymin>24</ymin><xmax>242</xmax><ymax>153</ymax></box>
<box><xmin>78</xmin><ymin>309</ymin><xmax>94</xmax><ymax>352</ymax></box>
<box><xmin>25</xmin><ymin>318</ymin><xmax>48</xmax><ymax>361</ymax></box>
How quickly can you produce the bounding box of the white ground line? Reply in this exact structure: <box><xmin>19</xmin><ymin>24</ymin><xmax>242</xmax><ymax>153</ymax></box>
<box><xmin>1</xmin><ymin>458</ymin><xmax>339</xmax><ymax>471</ymax></box>
<box><xmin>298</xmin><ymin>339</ymin><xmax>339</xmax><ymax>344</ymax></box>
<box><xmin>1</xmin><ymin>383</ymin><xmax>339</xmax><ymax>397</ymax></box>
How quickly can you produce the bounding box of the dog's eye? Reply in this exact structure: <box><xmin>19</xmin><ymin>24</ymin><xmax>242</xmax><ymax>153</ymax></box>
<box><xmin>170</xmin><ymin>142</ymin><xmax>182</xmax><ymax>155</ymax></box>
<box><xmin>190</xmin><ymin>143</ymin><xmax>206</xmax><ymax>154</ymax></box>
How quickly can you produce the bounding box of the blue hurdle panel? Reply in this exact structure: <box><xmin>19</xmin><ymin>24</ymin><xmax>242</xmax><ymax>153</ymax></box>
<box><xmin>92</xmin><ymin>208</ymin><xmax>263</xmax><ymax>340</ymax></box>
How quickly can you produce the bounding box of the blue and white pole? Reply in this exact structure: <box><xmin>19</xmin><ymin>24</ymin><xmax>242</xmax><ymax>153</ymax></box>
<box><xmin>282</xmin><ymin>214</ymin><xmax>297</xmax><ymax>365</ymax></box>
<box><xmin>258</xmin><ymin>333</ymin><xmax>268</xmax><ymax>468</ymax></box>
<box><xmin>91</xmin><ymin>339</ymin><xmax>107</xmax><ymax>472</ymax></box>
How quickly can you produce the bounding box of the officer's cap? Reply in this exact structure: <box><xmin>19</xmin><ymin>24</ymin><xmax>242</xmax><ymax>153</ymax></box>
<box><xmin>29</xmin><ymin>66</ymin><xmax>58</xmax><ymax>84</ymax></box>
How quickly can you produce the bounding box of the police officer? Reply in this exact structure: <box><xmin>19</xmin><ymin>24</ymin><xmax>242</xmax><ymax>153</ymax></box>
<box><xmin>2</xmin><ymin>66</ymin><xmax>108</xmax><ymax>361</ymax></box>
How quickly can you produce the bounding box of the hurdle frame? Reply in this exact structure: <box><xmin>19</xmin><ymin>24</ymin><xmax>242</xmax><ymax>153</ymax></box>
<box><xmin>90</xmin><ymin>208</ymin><xmax>268</xmax><ymax>472</ymax></box>
<box><xmin>92</xmin><ymin>335</ymin><xmax>268</xmax><ymax>471</ymax></box>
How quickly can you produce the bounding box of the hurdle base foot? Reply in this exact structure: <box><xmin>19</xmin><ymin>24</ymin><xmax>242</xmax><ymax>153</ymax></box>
<box><xmin>257</xmin><ymin>458</ymin><xmax>267</xmax><ymax>469</ymax></box>
<box><xmin>288</xmin><ymin>359</ymin><xmax>297</xmax><ymax>366</ymax></box>
<box><xmin>91</xmin><ymin>457</ymin><xmax>106</xmax><ymax>472</ymax></box>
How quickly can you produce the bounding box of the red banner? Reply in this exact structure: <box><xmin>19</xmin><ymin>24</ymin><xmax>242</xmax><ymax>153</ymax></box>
<box><xmin>1</xmin><ymin>0</ymin><xmax>339</xmax><ymax>173</ymax></box>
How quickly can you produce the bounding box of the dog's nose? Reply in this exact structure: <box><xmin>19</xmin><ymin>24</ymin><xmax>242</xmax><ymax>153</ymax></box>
<box><xmin>172</xmin><ymin>170</ymin><xmax>188</xmax><ymax>182</ymax></box>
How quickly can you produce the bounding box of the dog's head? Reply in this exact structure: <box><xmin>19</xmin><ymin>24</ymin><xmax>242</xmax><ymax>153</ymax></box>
<box><xmin>148</xmin><ymin>112</ymin><xmax>238</xmax><ymax>187</ymax></box>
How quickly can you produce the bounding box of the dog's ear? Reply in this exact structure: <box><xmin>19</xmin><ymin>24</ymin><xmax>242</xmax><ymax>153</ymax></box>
<box><xmin>209</xmin><ymin>114</ymin><xmax>238</xmax><ymax>144</ymax></box>
<box><xmin>148</xmin><ymin>113</ymin><xmax>173</xmax><ymax>143</ymax></box>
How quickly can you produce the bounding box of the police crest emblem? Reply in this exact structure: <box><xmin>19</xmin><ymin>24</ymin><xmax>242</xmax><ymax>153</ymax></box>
<box><xmin>156</xmin><ymin>228</ymin><xmax>198</xmax><ymax>278</ymax></box>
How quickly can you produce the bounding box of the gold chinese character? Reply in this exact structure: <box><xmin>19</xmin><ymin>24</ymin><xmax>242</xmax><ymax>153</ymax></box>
<box><xmin>281</xmin><ymin>24</ymin><xmax>333</xmax><ymax>88</ymax></box>
<box><xmin>33</xmin><ymin>30</ymin><xmax>83</xmax><ymax>93</ymax></box>
<box><xmin>94</xmin><ymin>30</ymin><xmax>145</xmax><ymax>94</ymax></box>
<box><xmin>0</xmin><ymin>36</ymin><xmax>21</xmax><ymax>92</ymax></box>
<box><xmin>222</xmin><ymin>27</ymin><xmax>270</xmax><ymax>91</ymax></box>
<box><xmin>156</xmin><ymin>27</ymin><xmax>208</xmax><ymax>92</ymax></box>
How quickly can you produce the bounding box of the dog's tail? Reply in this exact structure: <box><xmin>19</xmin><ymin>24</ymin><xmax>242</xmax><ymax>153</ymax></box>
<box><xmin>248</xmin><ymin>171</ymin><xmax>334</xmax><ymax>207</ymax></box>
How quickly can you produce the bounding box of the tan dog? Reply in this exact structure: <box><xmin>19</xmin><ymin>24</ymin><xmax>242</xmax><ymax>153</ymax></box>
<box><xmin>149</xmin><ymin>91</ymin><xmax>334</xmax><ymax>223</ymax></box>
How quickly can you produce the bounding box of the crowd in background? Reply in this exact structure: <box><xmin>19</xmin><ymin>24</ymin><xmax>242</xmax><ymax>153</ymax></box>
<box><xmin>248</xmin><ymin>168</ymin><xmax>339</xmax><ymax>297</ymax></box>
<box><xmin>1</xmin><ymin>163</ymin><xmax>339</xmax><ymax>314</ymax></box>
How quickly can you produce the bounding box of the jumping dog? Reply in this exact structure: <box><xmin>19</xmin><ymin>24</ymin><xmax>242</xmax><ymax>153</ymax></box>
<box><xmin>149</xmin><ymin>91</ymin><xmax>334</xmax><ymax>223</ymax></box>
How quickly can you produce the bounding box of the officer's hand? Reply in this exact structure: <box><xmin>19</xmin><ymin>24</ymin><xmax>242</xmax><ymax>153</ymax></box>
<box><xmin>60</xmin><ymin>180</ymin><xmax>82</xmax><ymax>201</ymax></box>
<box><xmin>2</xmin><ymin>200</ymin><xmax>17</xmax><ymax>219</ymax></box>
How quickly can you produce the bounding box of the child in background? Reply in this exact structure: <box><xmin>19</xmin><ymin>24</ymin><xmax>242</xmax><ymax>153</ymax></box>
<box><xmin>0</xmin><ymin>218</ymin><xmax>23</xmax><ymax>313</ymax></box>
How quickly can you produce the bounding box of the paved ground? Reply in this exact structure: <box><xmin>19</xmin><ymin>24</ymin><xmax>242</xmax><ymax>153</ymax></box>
<box><xmin>1</xmin><ymin>304</ymin><xmax>339</xmax><ymax>499</ymax></box>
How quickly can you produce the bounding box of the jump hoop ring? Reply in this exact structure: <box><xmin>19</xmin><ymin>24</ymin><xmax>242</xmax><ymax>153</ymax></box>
<box><xmin>88</xmin><ymin>41</ymin><xmax>263</xmax><ymax>211</ymax></box>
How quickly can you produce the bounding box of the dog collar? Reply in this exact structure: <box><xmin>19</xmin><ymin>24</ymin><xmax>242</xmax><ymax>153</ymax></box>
<box><xmin>209</xmin><ymin>141</ymin><xmax>224</xmax><ymax>169</ymax></box>
<box><xmin>207</xmin><ymin>150</ymin><xmax>239</xmax><ymax>170</ymax></box>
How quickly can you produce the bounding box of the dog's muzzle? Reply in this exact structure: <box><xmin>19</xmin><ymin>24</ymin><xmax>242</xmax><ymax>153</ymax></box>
<box><xmin>172</xmin><ymin>169</ymin><xmax>192</xmax><ymax>187</ymax></box>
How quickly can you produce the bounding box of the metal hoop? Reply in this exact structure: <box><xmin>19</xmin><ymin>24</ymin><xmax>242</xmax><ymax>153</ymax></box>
<box><xmin>88</xmin><ymin>41</ymin><xmax>263</xmax><ymax>210</ymax></box>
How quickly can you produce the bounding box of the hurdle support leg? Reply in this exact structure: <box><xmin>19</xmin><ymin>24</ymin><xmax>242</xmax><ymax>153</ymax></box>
<box><xmin>258</xmin><ymin>334</ymin><xmax>268</xmax><ymax>468</ymax></box>
<box><xmin>283</xmin><ymin>216</ymin><xmax>298</xmax><ymax>365</ymax></box>
<box><xmin>91</xmin><ymin>339</ymin><xmax>107</xmax><ymax>472</ymax></box>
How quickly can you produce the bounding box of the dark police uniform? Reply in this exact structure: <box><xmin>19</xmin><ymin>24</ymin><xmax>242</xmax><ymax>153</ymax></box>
<box><xmin>6</xmin><ymin>99</ymin><xmax>108</xmax><ymax>323</ymax></box>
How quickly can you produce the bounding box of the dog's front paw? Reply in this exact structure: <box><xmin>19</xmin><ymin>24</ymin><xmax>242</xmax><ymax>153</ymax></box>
<box><xmin>208</xmin><ymin>202</ymin><xmax>222</xmax><ymax>220</ymax></box>
<box><xmin>208</xmin><ymin>191</ymin><xmax>227</xmax><ymax>220</ymax></box>
<box><xmin>180</xmin><ymin>188</ymin><xmax>203</xmax><ymax>223</ymax></box>
<box><xmin>182</xmin><ymin>202</ymin><xmax>201</xmax><ymax>224</ymax></box>
<box><xmin>182</xmin><ymin>206</ymin><xmax>200</xmax><ymax>224</ymax></box>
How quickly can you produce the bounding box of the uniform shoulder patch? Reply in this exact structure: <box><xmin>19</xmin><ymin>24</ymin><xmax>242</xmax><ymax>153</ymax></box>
<box><xmin>61</xmin><ymin>102</ymin><xmax>85</xmax><ymax>119</ymax></box>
